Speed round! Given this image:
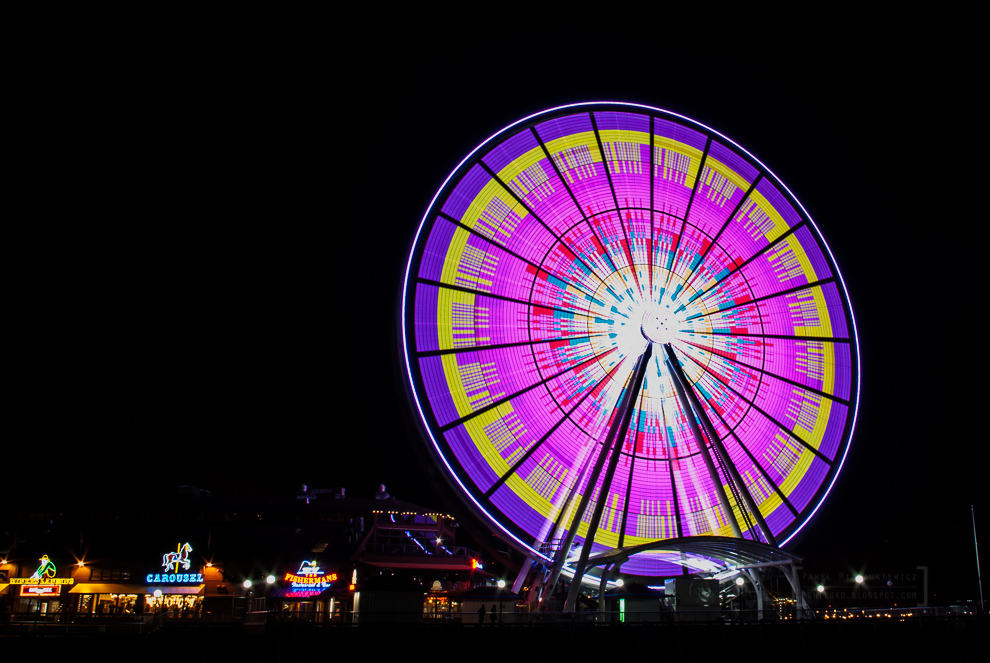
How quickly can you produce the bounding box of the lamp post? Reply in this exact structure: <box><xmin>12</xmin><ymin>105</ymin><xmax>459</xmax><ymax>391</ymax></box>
<box><xmin>736</xmin><ymin>576</ymin><xmax>745</xmax><ymax>623</ymax></box>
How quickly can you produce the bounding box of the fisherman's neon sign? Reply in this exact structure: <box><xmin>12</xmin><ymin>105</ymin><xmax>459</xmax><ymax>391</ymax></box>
<box><xmin>282</xmin><ymin>561</ymin><xmax>336</xmax><ymax>597</ymax></box>
<box><xmin>146</xmin><ymin>543</ymin><xmax>203</xmax><ymax>584</ymax></box>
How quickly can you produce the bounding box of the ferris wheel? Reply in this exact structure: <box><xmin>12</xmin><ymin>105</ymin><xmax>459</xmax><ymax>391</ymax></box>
<box><xmin>401</xmin><ymin>103</ymin><xmax>859</xmax><ymax>592</ymax></box>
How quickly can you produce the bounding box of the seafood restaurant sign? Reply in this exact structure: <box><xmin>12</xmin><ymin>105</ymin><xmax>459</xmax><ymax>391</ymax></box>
<box><xmin>282</xmin><ymin>561</ymin><xmax>337</xmax><ymax>598</ymax></box>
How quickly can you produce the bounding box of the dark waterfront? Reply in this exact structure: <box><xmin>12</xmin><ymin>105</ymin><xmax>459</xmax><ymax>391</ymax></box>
<box><xmin>3</xmin><ymin>618</ymin><xmax>987</xmax><ymax>662</ymax></box>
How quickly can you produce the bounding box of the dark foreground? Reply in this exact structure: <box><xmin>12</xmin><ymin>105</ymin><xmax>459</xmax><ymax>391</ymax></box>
<box><xmin>2</xmin><ymin>618</ymin><xmax>987</xmax><ymax>663</ymax></box>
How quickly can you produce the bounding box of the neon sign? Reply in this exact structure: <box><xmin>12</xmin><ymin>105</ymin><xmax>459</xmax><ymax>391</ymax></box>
<box><xmin>10</xmin><ymin>554</ymin><xmax>74</xmax><ymax>595</ymax></box>
<box><xmin>21</xmin><ymin>585</ymin><xmax>62</xmax><ymax>597</ymax></box>
<box><xmin>163</xmin><ymin>542</ymin><xmax>192</xmax><ymax>573</ymax></box>
<box><xmin>282</xmin><ymin>561</ymin><xmax>336</xmax><ymax>598</ymax></box>
<box><xmin>32</xmin><ymin>554</ymin><xmax>56</xmax><ymax>579</ymax></box>
<box><xmin>146</xmin><ymin>572</ymin><xmax>204</xmax><ymax>584</ymax></box>
<box><xmin>9</xmin><ymin>578</ymin><xmax>74</xmax><ymax>585</ymax></box>
<box><xmin>146</xmin><ymin>543</ymin><xmax>203</xmax><ymax>584</ymax></box>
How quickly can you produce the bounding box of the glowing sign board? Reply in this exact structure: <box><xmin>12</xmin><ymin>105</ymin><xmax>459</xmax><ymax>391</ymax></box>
<box><xmin>145</xmin><ymin>572</ymin><xmax>204</xmax><ymax>584</ymax></box>
<box><xmin>282</xmin><ymin>561</ymin><xmax>336</xmax><ymax>598</ymax></box>
<box><xmin>9</xmin><ymin>577</ymin><xmax>74</xmax><ymax>585</ymax></box>
<box><xmin>402</xmin><ymin>103</ymin><xmax>860</xmax><ymax>577</ymax></box>
<box><xmin>145</xmin><ymin>542</ymin><xmax>203</xmax><ymax>585</ymax></box>
<box><xmin>162</xmin><ymin>542</ymin><xmax>193</xmax><ymax>573</ymax></box>
<box><xmin>32</xmin><ymin>554</ymin><xmax>57</xmax><ymax>579</ymax></box>
<box><xmin>21</xmin><ymin>584</ymin><xmax>61</xmax><ymax>597</ymax></box>
<box><xmin>10</xmin><ymin>555</ymin><xmax>74</xmax><ymax>594</ymax></box>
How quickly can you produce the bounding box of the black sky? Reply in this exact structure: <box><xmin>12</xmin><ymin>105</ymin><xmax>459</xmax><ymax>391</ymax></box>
<box><xmin>9</xmin><ymin>18</ymin><xmax>984</xmax><ymax>601</ymax></box>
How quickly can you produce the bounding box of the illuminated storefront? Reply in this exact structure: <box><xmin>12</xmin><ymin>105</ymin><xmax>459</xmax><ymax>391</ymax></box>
<box><xmin>1</xmin><ymin>493</ymin><xmax>481</xmax><ymax>624</ymax></box>
<box><xmin>3</xmin><ymin>554</ymin><xmax>76</xmax><ymax>615</ymax></box>
<box><xmin>69</xmin><ymin>542</ymin><xmax>208</xmax><ymax>615</ymax></box>
<box><xmin>143</xmin><ymin>542</ymin><xmax>204</xmax><ymax>614</ymax></box>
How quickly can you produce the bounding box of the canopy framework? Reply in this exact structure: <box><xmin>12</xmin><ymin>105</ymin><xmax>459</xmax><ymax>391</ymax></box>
<box><xmin>586</xmin><ymin>535</ymin><xmax>802</xmax><ymax>577</ymax></box>
<box><xmin>402</xmin><ymin>102</ymin><xmax>859</xmax><ymax>583</ymax></box>
<box><xmin>587</xmin><ymin>535</ymin><xmax>809</xmax><ymax>618</ymax></box>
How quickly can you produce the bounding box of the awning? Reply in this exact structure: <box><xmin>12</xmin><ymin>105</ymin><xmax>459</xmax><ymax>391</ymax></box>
<box><xmin>153</xmin><ymin>586</ymin><xmax>203</xmax><ymax>595</ymax></box>
<box><xmin>70</xmin><ymin>584</ymin><xmax>149</xmax><ymax>594</ymax></box>
<box><xmin>70</xmin><ymin>583</ymin><xmax>204</xmax><ymax>595</ymax></box>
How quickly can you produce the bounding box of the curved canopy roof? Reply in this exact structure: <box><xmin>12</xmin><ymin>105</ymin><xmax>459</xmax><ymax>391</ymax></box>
<box><xmin>586</xmin><ymin>535</ymin><xmax>802</xmax><ymax>578</ymax></box>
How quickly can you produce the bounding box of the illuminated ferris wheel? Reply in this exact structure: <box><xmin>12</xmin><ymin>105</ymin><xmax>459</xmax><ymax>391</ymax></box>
<box><xmin>401</xmin><ymin>103</ymin><xmax>859</xmax><ymax>605</ymax></box>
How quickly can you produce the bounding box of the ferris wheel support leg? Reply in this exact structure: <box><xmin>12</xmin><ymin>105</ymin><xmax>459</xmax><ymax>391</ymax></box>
<box><xmin>511</xmin><ymin>557</ymin><xmax>533</xmax><ymax>596</ymax></box>
<box><xmin>662</xmin><ymin>344</ymin><xmax>777</xmax><ymax>546</ymax></box>
<box><xmin>562</xmin><ymin>344</ymin><xmax>654</xmax><ymax>613</ymax></box>
<box><xmin>663</xmin><ymin>344</ymin><xmax>743</xmax><ymax>539</ymax></box>
<box><xmin>598</xmin><ymin>563</ymin><xmax>614</xmax><ymax>620</ymax></box>
<box><xmin>523</xmin><ymin>560</ymin><xmax>549</xmax><ymax>610</ymax></box>
<box><xmin>781</xmin><ymin>563</ymin><xmax>809</xmax><ymax>619</ymax></box>
<box><xmin>742</xmin><ymin>568</ymin><xmax>764</xmax><ymax>620</ymax></box>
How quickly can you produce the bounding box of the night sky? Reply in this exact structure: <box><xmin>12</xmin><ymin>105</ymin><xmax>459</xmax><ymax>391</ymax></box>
<box><xmin>10</xmin><ymin>21</ymin><xmax>983</xmax><ymax>603</ymax></box>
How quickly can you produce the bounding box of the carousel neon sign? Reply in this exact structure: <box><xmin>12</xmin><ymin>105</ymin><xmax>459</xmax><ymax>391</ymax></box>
<box><xmin>146</xmin><ymin>543</ymin><xmax>204</xmax><ymax>584</ymax></box>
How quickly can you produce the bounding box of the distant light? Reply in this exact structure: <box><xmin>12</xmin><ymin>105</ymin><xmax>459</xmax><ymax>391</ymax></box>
<box><xmin>855</xmin><ymin>575</ymin><xmax>864</xmax><ymax>584</ymax></box>
<box><xmin>736</xmin><ymin>577</ymin><xmax>745</xmax><ymax>586</ymax></box>
<box><xmin>243</xmin><ymin>580</ymin><xmax>252</xmax><ymax>588</ymax></box>
<box><xmin>436</xmin><ymin>538</ymin><xmax>442</xmax><ymax>545</ymax></box>
<box><xmin>266</xmin><ymin>575</ymin><xmax>276</xmax><ymax>584</ymax></box>
<box><xmin>206</xmin><ymin>562</ymin><xmax>213</xmax><ymax>567</ymax></box>
<box><xmin>77</xmin><ymin>561</ymin><xmax>86</xmax><ymax>567</ymax></box>
<box><xmin>153</xmin><ymin>589</ymin><xmax>163</xmax><ymax>598</ymax></box>
<box><xmin>497</xmin><ymin>580</ymin><xmax>506</xmax><ymax>588</ymax></box>
<box><xmin>615</xmin><ymin>578</ymin><xmax>624</xmax><ymax>587</ymax></box>
<box><xmin>817</xmin><ymin>585</ymin><xmax>825</xmax><ymax>592</ymax></box>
